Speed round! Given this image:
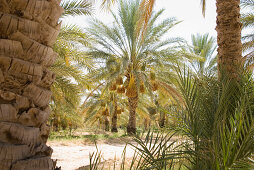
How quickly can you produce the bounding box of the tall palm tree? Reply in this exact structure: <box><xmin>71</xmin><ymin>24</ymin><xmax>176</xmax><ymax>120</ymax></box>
<box><xmin>47</xmin><ymin>0</ymin><xmax>94</xmax><ymax>132</ymax></box>
<box><xmin>202</xmin><ymin>0</ymin><xmax>243</xmax><ymax>79</ymax></box>
<box><xmin>0</xmin><ymin>0</ymin><xmax>94</xmax><ymax>168</ymax></box>
<box><xmin>141</xmin><ymin>0</ymin><xmax>243</xmax><ymax>79</ymax></box>
<box><xmin>50</xmin><ymin>24</ymin><xmax>92</xmax><ymax>131</ymax></box>
<box><xmin>188</xmin><ymin>33</ymin><xmax>217</xmax><ymax>76</ymax></box>
<box><xmin>86</xmin><ymin>0</ymin><xmax>183</xmax><ymax>134</ymax></box>
<box><xmin>0</xmin><ymin>0</ymin><xmax>63</xmax><ymax>169</ymax></box>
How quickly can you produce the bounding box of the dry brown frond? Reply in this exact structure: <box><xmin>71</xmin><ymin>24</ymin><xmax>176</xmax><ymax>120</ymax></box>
<box><xmin>137</xmin><ymin>0</ymin><xmax>155</xmax><ymax>41</ymax></box>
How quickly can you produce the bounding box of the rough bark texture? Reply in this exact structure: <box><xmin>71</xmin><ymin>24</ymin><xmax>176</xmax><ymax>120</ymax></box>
<box><xmin>0</xmin><ymin>0</ymin><xmax>63</xmax><ymax>169</ymax></box>
<box><xmin>216</xmin><ymin>0</ymin><xmax>242</xmax><ymax>78</ymax></box>
<box><xmin>111</xmin><ymin>101</ymin><xmax>118</xmax><ymax>132</ymax></box>
<box><xmin>127</xmin><ymin>96</ymin><xmax>138</xmax><ymax>135</ymax></box>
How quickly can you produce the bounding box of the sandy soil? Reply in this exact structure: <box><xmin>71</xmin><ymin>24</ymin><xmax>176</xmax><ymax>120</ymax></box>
<box><xmin>48</xmin><ymin>140</ymin><xmax>135</xmax><ymax>170</ymax></box>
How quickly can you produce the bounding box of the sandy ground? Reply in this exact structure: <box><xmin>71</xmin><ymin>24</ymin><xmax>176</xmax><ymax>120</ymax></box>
<box><xmin>48</xmin><ymin>141</ymin><xmax>135</xmax><ymax>170</ymax></box>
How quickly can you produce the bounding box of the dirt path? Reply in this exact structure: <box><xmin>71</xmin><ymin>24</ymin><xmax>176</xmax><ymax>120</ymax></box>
<box><xmin>48</xmin><ymin>141</ymin><xmax>135</xmax><ymax>170</ymax></box>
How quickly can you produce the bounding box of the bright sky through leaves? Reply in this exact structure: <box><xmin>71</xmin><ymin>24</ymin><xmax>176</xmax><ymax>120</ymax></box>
<box><xmin>65</xmin><ymin>0</ymin><xmax>217</xmax><ymax>43</ymax></box>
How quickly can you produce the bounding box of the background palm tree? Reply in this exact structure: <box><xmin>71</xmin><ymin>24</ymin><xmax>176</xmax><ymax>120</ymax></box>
<box><xmin>50</xmin><ymin>24</ymin><xmax>92</xmax><ymax>131</ymax></box>
<box><xmin>0</xmin><ymin>0</ymin><xmax>63</xmax><ymax>169</ymax></box>
<box><xmin>188</xmin><ymin>33</ymin><xmax>217</xmax><ymax>76</ymax></box>
<box><xmin>83</xmin><ymin>87</ymin><xmax>127</xmax><ymax>132</ymax></box>
<box><xmin>49</xmin><ymin>0</ymin><xmax>94</xmax><ymax>131</ymax></box>
<box><xmin>86</xmin><ymin>0</ymin><xmax>184</xmax><ymax>134</ymax></box>
<box><xmin>141</xmin><ymin>0</ymin><xmax>243</xmax><ymax>79</ymax></box>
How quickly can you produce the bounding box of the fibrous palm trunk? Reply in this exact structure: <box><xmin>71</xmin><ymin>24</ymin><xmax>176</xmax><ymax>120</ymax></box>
<box><xmin>0</xmin><ymin>0</ymin><xmax>63</xmax><ymax>169</ymax></box>
<box><xmin>111</xmin><ymin>101</ymin><xmax>118</xmax><ymax>132</ymax></box>
<box><xmin>127</xmin><ymin>96</ymin><xmax>138</xmax><ymax>135</ymax></box>
<box><xmin>216</xmin><ymin>0</ymin><xmax>242</xmax><ymax>78</ymax></box>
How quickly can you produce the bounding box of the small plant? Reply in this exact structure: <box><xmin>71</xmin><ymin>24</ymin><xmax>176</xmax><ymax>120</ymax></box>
<box><xmin>174</xmin><ymin>66</ymin><xmax>254</xmax><ymax>169</ymax></box>
<box><xmin>89</xmin><ymin>146</ymin><xmax>104</xmax><ymax>170</ymax></box>
<box><xmin>128</xmin><ymin>130</ymin><xmax>184</xmax><ymax>169</ymax></box>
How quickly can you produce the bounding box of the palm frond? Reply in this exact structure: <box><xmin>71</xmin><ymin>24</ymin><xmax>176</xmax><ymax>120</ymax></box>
<box><xmin>200</xmin><ymin>0</ymin><xmax>206</xmax><ymax>17</ymax></box>
<box><xmin>241</xmin><ymin>0</ymin><xmax>254</xmax><ymax>9</ymax></box>
<box><xmin>174</xmin><ymin>65</ymin><xmax>254</xmax><ymax>169</ymax></box>
<box><xmin>61</xmin><ymin>0</ymin><xmax>93</xmax><ymax>17</ymax></box>
<box><xmin>241</xmin><ymin>0</ymin><xmax>254</xmax><ymax>53</ymax></box>
<box><xmin>128</xmin><ymin>130</ymin><xmax>183</xmax><ymax>169</ymax></box>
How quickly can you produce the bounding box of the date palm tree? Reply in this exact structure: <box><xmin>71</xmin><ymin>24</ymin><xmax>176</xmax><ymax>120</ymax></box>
<box><xmin>0</xmin><ymin>0</ymin><xmax>93</xmax><ymax>168</ymax></box>
<box><xmin>188</xmin><ymin>33</ymin><xmax>217</xmax><ymax>76</ymax></box>
<box><xmin>102</xmin><ymin>0</ymin><xmax>243</xmax><ymax>79</ymax></box>
<box><xmin>86</xmin><ymin>0</ymin><xmax>183</xmax><ymax>134</ymax></box>
<box><xmin>202</xmin><ymin>0</ymin><xmax>243</xmax><ymax>79</ymax></box>
<box><xmin>0</xmin><ymin>0</ymin><xmax>63</xmax><ymax>169</ymax></box>
<box><xmin>50</xmin><ymin>24</ymin><xmax>92</xmax><ymax>131</ymax></box>
<box><xmin>83</xmin><ymin>87</ymin><xmax>127</xmax><ymax>132</ymax></box>
<box><xmin>141</xmin><ymin>0</ymin><xmax>243</xmax><ymax>79</ymax></box>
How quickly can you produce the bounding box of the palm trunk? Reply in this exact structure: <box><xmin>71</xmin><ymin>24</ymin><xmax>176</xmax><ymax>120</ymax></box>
<box><xmin>144</xmin><ymin>118</ymin><xmax>149</xmax><ymax>131</ymax></box>
<box><xmin>216</xmin><ymin>0</ymin><xmax>242</xmax><ymax>79</ymax></box>
<box><xmin>127</xmin><ymin>96</ymin><xmax>138</xmax><ymax>135</ymax></box>
<box><xmin>0</xmin><ymin>1</ymin><xmax>63</xmax><ymax>169</ymax></box>
<box><xmin>105</xmin><ymin>116</ymin><xmax>110</xmax><ymax>131</ymax></box>
<box><xmin>111</xmin><ymin>100</ymin><xmax>118</xmax><ymax>132</ymax></box>
<box><xmin>159</xmin><ymin>111</ymin><xmax>166</xmax><ymax>128</ymax></box>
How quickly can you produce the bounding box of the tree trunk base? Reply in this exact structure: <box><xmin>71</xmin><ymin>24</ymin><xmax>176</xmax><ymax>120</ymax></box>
<box><xmin>127</xmin><ymin>126</ymin><xmax>136</xmax><ymax>135</ymax></box>
<box><xmin>105</xmin><ymin>126</ymin><xmax>109</xmax><ymax>132</ymax></box>
<box><xmin>159</xmin><ymin>119</ymin><xmax>165</xmax><ymax>128</ymax></box>
<box><xmin>11</xmin><ymin>156</ymin><xmax>54</xmax><ymax>170</ymax></box>
<box><xmin>111</xmin><ymin>127</ymin><xmax>118</xmax><ymax>133</ymax></box>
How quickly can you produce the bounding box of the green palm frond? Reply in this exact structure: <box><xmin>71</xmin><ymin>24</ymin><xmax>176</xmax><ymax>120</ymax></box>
<box><xmin>57</xmin><ymin>24</ymin><xmax>90</xmax><ymax>46</ymax></box>
<box><xmin>100</xmin><ymin>0</ymin><xmax>116</xmax><ymax>9</ymax></box>
<box><xmin>241</xmin><ymin>0</ymin><xmax>254</xmax><ymax>52</ymax></box>
<box><xmin>89</xmin><ymin>147</ymin><xmax>103</xmax><ymax>170</ymax></box>
<box><xmin>52</xmin><ymin>76</ymin><xmax>81</xmax><ymax>106</ymax></box>
<box><xmin>54</xmin><ymin>24</ymin><xmax>94</xmax><ymax>71</ymax></box>
<box><xmin>241</xmin><ymin>13</ymin><xmax>254</xmax><ymax>28</ymax></box>
<box><xmin>241</xmin><ymin>0</ymin><xmax>254</xmax><ymax>8</ymax></box>
<box><xmin>51</xmin><ymin>60</ymin><xmax>90</xmax><ymax>88</ymax></box>
<box><xmin>83</xmin><ymin>86</ymin><xmax>127</xmax><ymax>126</ymax></box>
<box><xmin>174</xmin><ymin>65</ymin><xmax>254</xmax><ymax>169</ymax></box>
<box><xmin>86</xmin><ymin>0</ymin><xmax>184</xmax><ymax>85</ymax></box>
<box><xmin>128</xmin><ymin>131</ymin><xmax>183</xmax><ymax>169</ymax></box>
<box><xmin>185</xmin><ymin>33</ymin><xmax>217</xmax><ymax>76</ymax></box>
<box><xmin>61</xmin><ymin>0</ymin><xmax>93</xmax><ymax>17</ymax></box>
<box><xmin>50</xmin><ymin>0</ymin><xmax>94</xmax><ymax>130</ymax></box>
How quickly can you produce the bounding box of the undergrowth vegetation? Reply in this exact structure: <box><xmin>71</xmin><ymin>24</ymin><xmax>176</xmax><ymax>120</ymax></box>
<box><xmin>49</xmin><ymin>128</ymin><xmax>128</xmax><ymax>142</ymax></box>
<box><xmin>86</xmin><ymin>67</ymin><xmax>254</xmax><ymax>169</ymax></box>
